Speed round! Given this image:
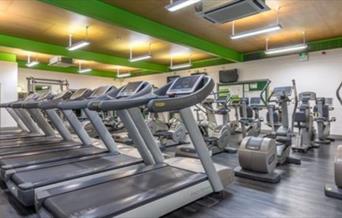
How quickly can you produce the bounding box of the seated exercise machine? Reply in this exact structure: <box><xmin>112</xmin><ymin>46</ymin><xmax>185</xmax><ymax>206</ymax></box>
<box><xmin>239</xmin><ymin>97</ymin><xmax>263</xmax><ymax>138</ymax></box>
<box><xmin>235</xmin><ymin>80</ymin><xmax>301</xmax><ymax>183</ymax></box>
<box><xmin>314</xmin><ymin>97</ymin><xmax>336</xmax><ymax>145</ymax></box>
<box><xmin>292</xmin><ymin>91</ymin><xmax>317</xmax><ymax>152</ymax></box>
<box><xmin>176</xmin><ymin>92</ymin><xmax>237</xmax><ymax>158</ymax></box>
<box><xmin>35</xmin><ymin>75</ymin><xmax>233</xmax><ymax>218</ymax></box>
<box><xmin>146</xmin><ymin>111</ymin><xmax>188</xmax><ymax>148</ymax></box>
<box><xmin>325</xmin><ymin>81</ymin><xmax>342</xmax><ymax>200</ymax></box>
<box><xmin>229</xmin><ymin>96</ymin><xmax>242</xmax><ymax>134</ymax></box>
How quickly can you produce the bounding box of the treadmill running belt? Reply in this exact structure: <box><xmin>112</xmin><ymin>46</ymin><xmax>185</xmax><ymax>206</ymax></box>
<box><xmin>0</xmin><ymin>141</ymin><xmax>75</xmax><ymax>156</ymax></box>
<box><xmin>12</xmin><ymin>154</ymin><xmax>141</xmax><ymax>188</ymax></box>
<box><xmin>0</xmin><ymin>137</ymin><xmax>61</xmax><ymax>147</ymax></box>
<box><xmin>0</xmin><ymin>147</ymin><xmax>105</xmax><ymax>169</ymax></box>
<box><xmin>43</xmin><ymin>166</ymin><xmax>207</xmax><ymax>218</ymax></box>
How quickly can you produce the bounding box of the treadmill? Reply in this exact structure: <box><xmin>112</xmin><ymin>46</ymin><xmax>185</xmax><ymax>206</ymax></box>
<box><xmin>0</xmin><ymin>90</ymin><xmax>84</xmax><ymax>157</ymax></box>
<box><xmin>0</xmin><ymin>93</ymin><xmax>45</xmax><ymax>140</ymax></box>
<box><xmin>35</xmin><ymin>75</ymin><xmax>233</xmax><ymax>218</ymax></box>
<box><xmin>0</xmin><ymin>91</ymin><xmax>71</xmax><ymax>147</ymax></box>
<box><xmin>0</xmin><ymin>88</ymin><xmax>112</xmax><ymax>178</ymax></box>
<box><xmin>4</xmin><ymin>83</ymin><xmax>153</xmax><ymax>206</ymax></box>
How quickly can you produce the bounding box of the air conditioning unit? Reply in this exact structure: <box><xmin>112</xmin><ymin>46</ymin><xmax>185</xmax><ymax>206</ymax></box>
<box><xmin>198</xmin><ymin>0</ymin><xmax>270</xmax><ymax>24</ymax></box>
<box><xmin>49</xmin><ymin>56</ymin><xmax>74</xmax><ymax>67</ymax></box>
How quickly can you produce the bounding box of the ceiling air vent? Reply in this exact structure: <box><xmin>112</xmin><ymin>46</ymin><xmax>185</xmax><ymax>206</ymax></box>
<box><xmin>49</xmin><ymin>56</ymin><xmax>74</xmax><ymax>68</ymax></box>
<box><xmin>199</xmin><ymin>0</ymin><xmax>270</xmax><ymax>24</ymax></box>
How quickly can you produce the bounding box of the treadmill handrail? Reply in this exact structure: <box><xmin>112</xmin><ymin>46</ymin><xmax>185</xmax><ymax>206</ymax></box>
<box><xmin>58</xmin><ymin>89</ymin><xmax>119</xmax><ymax>110</ymax></box>
<box><xmin>88</xmin><ymin>82</ymin><xmax>153</xmax><ymax>111</ymax></box>
<box><xmin>88</xmin><ymin>96</ymin><xmax>153</xmax><ymax>111</ymax></box>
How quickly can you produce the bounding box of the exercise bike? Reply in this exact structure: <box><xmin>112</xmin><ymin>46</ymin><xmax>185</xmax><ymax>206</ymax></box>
<box><xmin>239</xmin><ymin>97</ymin><xmax>263</xmax><ymax>138</ymax></box>
<box><xmin>292</xmin><ymin>91</ymin><xmax>317</xmax><ymax>152</ymax></box>
<box><xmin>314</xmin><ymin>97</ymin><xmax>336</xmax><ymax>145</ymax></box>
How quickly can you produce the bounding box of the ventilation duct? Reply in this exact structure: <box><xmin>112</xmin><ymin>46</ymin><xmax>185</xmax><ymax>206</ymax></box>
<box><xmin>198</xmin><ymin>0</ymin><xmax>270</xmax><ymax>23</ymax></box>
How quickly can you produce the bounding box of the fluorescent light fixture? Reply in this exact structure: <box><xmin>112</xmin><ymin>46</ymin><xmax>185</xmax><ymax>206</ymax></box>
<box><xmin>165</xmin><ymin>0</ymin><xmax>201</xmax><ymax>12</ymax></box>
<box><xmin>129</xmin><ymin>54</ymin><xmax>152</xmax><ymax>62</ymax></box>
<box><xmin>116</xmin><ymin>72</ymin><xmax>131</xmax><ymax>78</ymax></box>
<box><xmin>170</xmin><ymin>63</ymin><xmax>192</xmax><ymax>70</ymax></box>
<box><xmin>67</xmin><ymin>40</ymin><xmax>90</xmax><ymax>51</ymax></box>
<box><xmin>265</xmin><ymin>43</ymin><xmax>308</xmax><ymax>55</ymax></box>
<box><xmin>231</xmin><ymin>24</ymin><xmax>282</xmax><ymax>40</ymax></box>
<box><xmin>78</xmin><ymin>68</ymin><xmax>92</xmax><ymax>73</ymax></box>
<box><xmin>25</xmin><ymin>60</ymin><xmax>39</xmax><ymax>67</ymax></box>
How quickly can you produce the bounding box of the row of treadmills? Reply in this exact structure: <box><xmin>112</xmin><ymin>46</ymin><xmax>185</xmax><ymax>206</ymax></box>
<box><xmin>0</xmin><ymin>75</ymin><xmax>233</xmax><ymax>218</ymax></box>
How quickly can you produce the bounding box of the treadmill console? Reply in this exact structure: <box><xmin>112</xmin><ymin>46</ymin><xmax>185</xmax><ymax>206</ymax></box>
<box><xmin>90</xmin><ymin>86</ymin><xmax>113</xmax><ymax>98</ymax></box>
<box><xmin>53</xmin><ymin>90</ymin><xmax>73</xmax><ymax>101</ymax></box>
<box><xmin>166</xmin><ymin>75</ymin><xmax>203</xmax><ymax>95</ymax></box>
<box><xmin>69</xmin><ymin>88</ymin><xmax>91</xmax><ymax>101</ymax></box>
<box><xmin>325</xmin><ymin>97</ymin><xmax>333</xmax><ymax>106</ymax></box>
<box><xmin>299</xmin><ymin>91</ymin><xmax>316</xmax><ymax>101</ymax></box>
<box><xmin>36</xmin><ymin>91</ymin><xmax>52</xmax><ymax>101</ymax></box>
<box><xmin>250</xmin><ymin>97</ymin><xmax>261</xmax><ymax>106</ymax></box>
<box><xmin>117</xmin><ymin>82</ymin><xmax>144</xmax><ymax>98</ymax></box>
<box><xmin>272</xmin><ymin>86</ymin><xmax>292</xmax><ymax>97</ymax></box>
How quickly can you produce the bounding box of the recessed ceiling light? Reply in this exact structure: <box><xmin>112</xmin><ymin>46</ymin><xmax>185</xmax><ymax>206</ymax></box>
<box><xmin>170</xmin><ymin>63</ymin><xmax>192</xmax><ymax>70</ymax></box>
<box><xmin>67</xmin><ymin>26</ymin><xmax>90</xmax><ymax>51</ymax></box>
<box><xmin>231</xmin><ymin>24</ymin><xmax>282</xmax><ymax>40</ymax></box>
<box><xmin>26</xmin><ymin>55</ymin><xmax>39</xmax><ymax>67</ymax></box>
<box><xmin>26</xmin><ymin>60</ymin><xmax>39</xmax><ymax>67</ymax></box>
<box><xmin>165</xmin><ymin>0</ymin><xmax>201</xmax><ymax>12</ymax></box>
<box><xmin>129</xmin><ymin>54</ymin><xmax>152</xmax><ymax>62</ymax></box>
<box><xmin>265</xmin><ymin>43</ymin><xmax>308</xmax><ymax>55</ymax></box>
<box><xmin>116</xmin><ymin>72</ymin><xmax>131</xmax><ymax>78</ymax></box>
<box><xmin>67</xmin><ymin>40</ymin><xmax>90</xmax><ymax>51</ymax></box>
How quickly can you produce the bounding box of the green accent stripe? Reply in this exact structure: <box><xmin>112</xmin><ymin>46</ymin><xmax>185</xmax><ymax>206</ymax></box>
<box><xmin>0</xmin><ymin>52</ymin><xmax>16</xmax><ymax>62</ymax></box>
<box><xmin>192</xmin><ymin>58</ymin><xmax>230</xmax><ymax>68</ymax></box>
<box><xmin>39</xmin><ymin>0</ymin><xmax>242</xmax><ymax>62</ymax></box>
<box><xmin>244</xmin><ymin>37</ymin><xmax>342</xmax><ymax>61</ymax></box>
<box><xmin>308</xmin><ymin>37</ymin><xmax>342</xmax><ymax>52</ymax></box>
<box><xmin>0</xmin><ymin>34</ymin><xmax>167</xmax><ymax>72</ymax></box>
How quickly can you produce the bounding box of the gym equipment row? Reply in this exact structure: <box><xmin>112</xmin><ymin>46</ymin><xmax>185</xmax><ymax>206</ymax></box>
<box><xmin>0</xmin><ymin>75</ymin><xmax>233</xmax><ymax>217</ymax></box>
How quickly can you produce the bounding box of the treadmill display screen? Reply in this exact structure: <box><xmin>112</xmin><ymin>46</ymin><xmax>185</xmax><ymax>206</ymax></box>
<box><xmin>325</xmin><ymin>98</ymin><xmax>333</xmax><ymax>106</ymax></box>
<box><xmin>117</xmin><ymin>82</ymin><xmax>143</xmax><ymax>97</ymax></box>
<box><xmin>250</xmin><ymin>97</ymin><xmax>261</xmax><ymax>105</ymax></box>
<box><xmin>273</xmin><ymin>86</ymin><xmax>292</xmax><ymax>97</ymax></box>
<box><xmin>90</xmin><ymin>86</ymin><xmax>111</xmax><ymax>97</ymax></box>
<box><xmin>70</xmin><ymin>88</ymin><xmax>89</xmax><ymax>100</ymax></box>
<box><xmin>167</xmin><ymin>75</ymin><xmax>203</xmax><ymax>95</ymax></box>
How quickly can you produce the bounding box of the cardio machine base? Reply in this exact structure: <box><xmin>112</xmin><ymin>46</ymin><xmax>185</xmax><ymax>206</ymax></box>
<box><xmin>224</xmin><ymin>146</ymin><xmax>238</xmax><ymax>154</ymax></box>
<box><xmin>282</xmin><ymin>156</ymin><xmax>301</xmax><ymax>165</ymax></box>
<box><xmin>234</xmin><ymin>166</ymin><xmax>281</xmax><ymax>184</ymax></box>
<box><xmin>291</xmin><ymin>143</ymin><xmax>318</xmax><ymax>153</ymax></box>
<box><xmin>159</xmin><ymin>140</ymin><xmax>190</xmax><ymax>150</ymax></box>
<box><xmin>325</xmin><ymin>184</ymin><xmax>342</xmax><ymax>200</ymax></box>
<box><xmin>175</xmin><ymin>144</ymin><xmax>236</xmax><ymax>158</ymax></box>
<box><xmin>313</xmin><ymin>139</ymin><xmax>332</xmax><ymax>145</ymax></box>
